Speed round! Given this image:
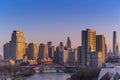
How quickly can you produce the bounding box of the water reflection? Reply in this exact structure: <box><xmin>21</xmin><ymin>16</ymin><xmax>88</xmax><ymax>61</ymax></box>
<box><xmin>27</xmin><ymin>73</ymin><xmax>70</xmax><ymax>80</ymax></box>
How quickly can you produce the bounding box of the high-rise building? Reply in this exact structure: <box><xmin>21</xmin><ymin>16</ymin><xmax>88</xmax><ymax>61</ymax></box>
<box><xmin>63</xmin><ymin>49</ymin><xmax>69</xmax><ymax>64</ymax></box>
<box><xmin>47</xmin><ymin>42</ymin><xmax>52</xmax><ymax>47</ymax></box>
<box><xmin>11</xmin><ymin>30</ymin><xmax>26</xmax><ymax>60</ymax></box>
<box><xmin>81</xmin><ymin>29</ymin><xmax>96</xmax><ymax>66</ymax></box>
<box><xmin>91</xmin><ymin>52</ymin><xmax>103</xmax><ymax>68</ymax></box>
<box><xmin>54</xmin><ymin>46</ymin><xmax>60</xmax><ymax>62</ymax></box>
<box><xmin>4</xmin><ymin>42</ymin><xmax>11</xmax><ymax>60</ymax></box>
<box><xmin>116</xmin><ymin>44</ymin><xmax>119</xmax><ymax>56</ymax></box>
<box><xmin>96</xmin><ymin>35</ymin><xmax>106</xmax><ymax>65</ymax></box>
<box><xmin>59</xmin><ymin>42</ymin><xmax>64</xmax><ymax>63</ymax></box>
<box><xmin>77</xmin><ymin>46</ymin><xmax>82</xmax><ymax>65</ymax></box>
<box><xmin>26</xmin><ymin>43</ymin><xmax>38</xmax><ymax>60</ymax></box>
<box><xmin>68</xmin><ymin>50</ymin><xmax>75</xmax><ymax>64</ymax></box>
<box><xmin>74</xmin><ymin>49</ymin><xmax>78</xmax><ymax>63</ymax></box>
<box><xmin>113</xmin><ymin>31</ymin><xmax>117</xmax><ymax>56</ymax></box>
<box><xmin>47</xmin><ymin>42</ymin><xmax>54</xmax><ymax>59</ymax></box>
<box><xmin>4</xmin><ymin>30</ymin><xmax>26</xmax><ymax>61</ymax></box>
<box><xmin>38</xmin><ymin>43</ymin><xmax>48</xmax><ymax>61</ymax></box>
<box><xmin>67</xmin><ymin>37</ymin><xmax>71</xmax><ymax>48</ymax></box>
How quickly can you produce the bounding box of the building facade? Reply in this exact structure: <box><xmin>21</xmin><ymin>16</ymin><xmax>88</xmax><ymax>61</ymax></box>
<box><xmin>81</xmin><ymin>29</ymin><xmax>96</xmax><ymax>66</ymax></box>
<box><xmin>67</xmin><ymin>37</ymin><xmax>71</xmax><ymax>48</ymax></box>
<box><xmin>47</xmin><ymin>42</ymin><xmax>54</xmax><ymax>59</ymax></box>
<box><xmin>96</xmin><ymin>35</ymin><xmax>106</xmax><ymax>65</ymax></box>
<box><xmin>38</xmin><ymin>43</ymin><xmax>48</xmax><ymax>61</ymax></box>
<box><xmin>113</xmin><ymin>31</ymin><xmax>117</xmax><ymax>56</ymax></box>
<box><xmin>91</xmin><ymin>52</ymin><xmax>103</xmax><ymax>68</ymax></box>
<box><xmin>4</xmin><ymin>42</ymin><xmax>11</xmax><ymax>60</ymax></box>
<box><xmin>26</xmin><ymin>43</ymin><xmax>38</xmax><ymax>60</ymax></box>
<box><xmin>4</xmin><ymin>30</ymin><xmax>26</xmax><ymax>61</ymax></box>
<box><xmin>77</xmin><ymin>46</ymin><xmax>82</xmax><ymax>65</ymax></box>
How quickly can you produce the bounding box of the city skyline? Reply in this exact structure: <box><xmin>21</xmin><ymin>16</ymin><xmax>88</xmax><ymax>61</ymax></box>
<box><xmin>1</xmin><ymin>0</ymin><xmax>120</xmax><ymax>55</ymax></box>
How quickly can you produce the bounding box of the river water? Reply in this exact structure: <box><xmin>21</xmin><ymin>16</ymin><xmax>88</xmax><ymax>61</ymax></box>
<box><xmin>26</xmin><ymin>73</ymin><xmax>71</xmax><ymax>80</ymax></box>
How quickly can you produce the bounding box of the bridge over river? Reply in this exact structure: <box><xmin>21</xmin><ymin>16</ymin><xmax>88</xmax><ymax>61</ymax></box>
<box><xmin>31</xmin><ymin>61</ymin><xmax>79</xmax><ymax>73</ymax></box>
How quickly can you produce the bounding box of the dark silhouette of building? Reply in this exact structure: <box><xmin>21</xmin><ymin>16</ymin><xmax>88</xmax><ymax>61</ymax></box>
<box><xmin>67</xmin><ymin>37</ymin><xmax>71</xmax><ymax>48</ymax></box>
<box><xmin>59</xmin><ymin>42</ymin><xmax>64</xmax><ymax>63</ymax></box>
<box><xmin>113</xmin><ymin>31</ymin><xmax>117</xmax><ymax>56</ymax></box>
<box><xmin>77</xmin><ymin>46</ymin><xmax>82</xmax><ymax>65</ymax></box>
<box><xmin>54</xmin><ymin>46</ymin><xmax>60</xmax><ymax>62</ymax></box>
<box><xmin>47</xmin><ymin>42</ymin><xmax>54</xmax><ymax>59</ymax></box>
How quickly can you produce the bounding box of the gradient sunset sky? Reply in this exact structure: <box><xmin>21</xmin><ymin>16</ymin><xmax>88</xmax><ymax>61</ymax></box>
<box><xmin>0</xmin><ymin>0</ymin><xmax>120</xmax><ymax>55</ymax></box>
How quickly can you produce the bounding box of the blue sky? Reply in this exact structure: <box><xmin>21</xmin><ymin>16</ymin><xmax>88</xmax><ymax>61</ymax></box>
<box><xmin>0</xmin><ymin>0</ymin><xmax>120</xmax><ymax>55</ymax></box>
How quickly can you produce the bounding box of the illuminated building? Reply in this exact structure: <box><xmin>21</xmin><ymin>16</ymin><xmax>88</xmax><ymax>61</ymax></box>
<box><xmin>26</xmin><ymin>43</ymin><xmax>38</xmax><ymax>60</ymax></box>
<box><xmin>96</xmin><ymin>35</ymin><xmax>106</xmax><ymax>65</ymax></box>
<box><xmin>63</xmin><ymin>49</ymin><xmax>69</xmax><ymax>63</ymax></box>
<box><xmin>91</xmin><ymin>52</ymin><xmax>103</xmax><ymax>68</ymax></box>
<box><xmin>4</xmin><ymin>30</ymin><xmax>26</xmax><ymax>61</ymax></box>
<box><xmin>81</xmin><ymin>29</ymin><xmax>96</xmax><ymax>66</ymax></box>
<box><xmin>38</xmin><ymin>43</ymin><xmax>48</xmax><ymax>61</ymax></box>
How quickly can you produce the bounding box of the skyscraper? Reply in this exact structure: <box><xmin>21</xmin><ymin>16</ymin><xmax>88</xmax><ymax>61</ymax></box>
<box><xmin>4</xmin><ymin>30</ymin><xmax>26</xmax><ymax>60</ymax></box>
<box><xmin>116</xmin><ymin>44</ymin><xmax>118</xmax><ymax>56</ymax></box>
<box><xmin>113</xmin><ymin>31</ymin><xmax>117</xmax><ymax>56</ymax></box>
<box><xmin>38</xmin><ymin>43</ymin><xmax>48</xmax><ymax>61</ymax></box>
<box><xmin>47</xmin><ymin>42</ymin><xmax>52</xmax><ymax>47</ymax></box>
<box><xmin>11</xmin><ymin>30</ymin><xmax>26</xmax><ymax>60</ymax></box>
<box><xmin>63</xmin><ymin>49</ymin><xmax>69</xmax><ymax>63</ymax></box>
<box><xmin>96</xmin><ymin>35</ymin><xmax>106</xmax><ymax>64</ymax></box>
<box><xmin>81</xmin><ymin>29</ymin><xmax>96</xmax><ymax>66</ymax></box>
<box><xmin>54</xmin><ymin>46</ymin><xmax>60</xmax><ymax>62</ymax></box>
<box><xmin>67</xmin><ymin>37</ymin><xmax>71</xmax><ymax>48</ymax></box>
<box><xmin>47</xmin><ymin>42</ymin><xmax>54</xmax><ymax>59</ymax></box>
<box><xmin>26</xmin><ymin>43</ymin><xmax>38</xmax><ymax>60</ymax></box>
<box><xmin>4</xmin><ymin>42</ymin><xmax>11</xmax><ymax>60</ymax></box>
<box><xmin>77</xmin><ymin>46</ymin><xmax>82</xmax><ymax>65</ymax></box>
<box><xmin>59</xmin><ymin>42</ymin><xmax>64</xmax><ymax>63</ymax></box>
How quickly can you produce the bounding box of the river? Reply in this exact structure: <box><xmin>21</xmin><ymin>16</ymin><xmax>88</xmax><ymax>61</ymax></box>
<box><xmin>26</xmin><ymin>73</ymin><xmax>71</xmax><ymax>80</ymax></box>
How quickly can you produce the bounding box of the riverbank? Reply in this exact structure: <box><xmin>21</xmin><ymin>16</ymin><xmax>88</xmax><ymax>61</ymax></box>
<box><xmin>68</xmin><ymin>68</ymin><xmax>100</xmax><ymax>80</ymax></box>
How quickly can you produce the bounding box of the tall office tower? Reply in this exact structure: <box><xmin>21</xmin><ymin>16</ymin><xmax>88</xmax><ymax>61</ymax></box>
<box><xmin>38</xmin><ymin>43</ymin><xmax>48</xmax><ymax>61</ymax></box>
<box><xmin>63</xmin><ymin>49</ymin><xmax>69</xmax><ymax>63</ymax></box>
<box><xmin>26</xmin><ymin>43</ymin><xmax>38</xmax><ymax>60</ymax></box>
<box><xmin>74</xmin><ymin>49</ymin><xmax>78</xmax><ymax>62</ymax></box>
<box><xmin>77</xmin><ymin>46</ymin><xmax>82</xmax><ymax>65</ymax></box>
<box><xmin>11</xmin><ymin>30</ymin><xmax>26</xmax><ymax>60</ymax></box>
<box><xmin>47</xmin><ymin>42</ymin><xmax>54</xmax><ymax>59</ymax></box>
<box><xmin>81</xmin><ymin>29</ymin><xmax>96</xmax><ymax>66</ymax></box>
<box><xmin>68</xmin><ymin>50</ymin><xmax>75</xmax><ymax>64</ymax></box>
<box><xmin>59</xmin><ymin>42</ymin><xmax>64</xmax><ymax>51</ymax></box>
<box><xmin>105</xmin><ymin>44</ymin><xmax>107</xmax><ymax>58</ymax></box>
<box><xmin>96</xmin><ymin>35</ymin><xmax>106</xmax><ymax>64</ymax></box>
<box><xmin>59</xmin><ymin>42</ymin><xmax>64</xmax><ymax>63</ymax></box>
<box><xmin>113</xmin><ymin>31</ymin><xmax>117</xmax><ymax>56</ymax></box>
<box><xmin>47</xmin><ymin>42</ymin><xmax>52</xmax><ymax>47</ymax></box>
<box><xmin>4</xmin><ymin>42</ymin><xmax>11</xmax><ymax>60</ymax></box>
<box><xmin>67</xmin><ymin>37</ymin><xmax>71</xmax><ymax>48</ymax></box>
<box><xmin>116</xmin><ymin>44</ymin><xmax>119</xmax><ymax>56</ymax></box>
<box><xmin>54</xmin><ymin>46</ymin><xmax>60</xmax><ymax>62</ymax></box>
